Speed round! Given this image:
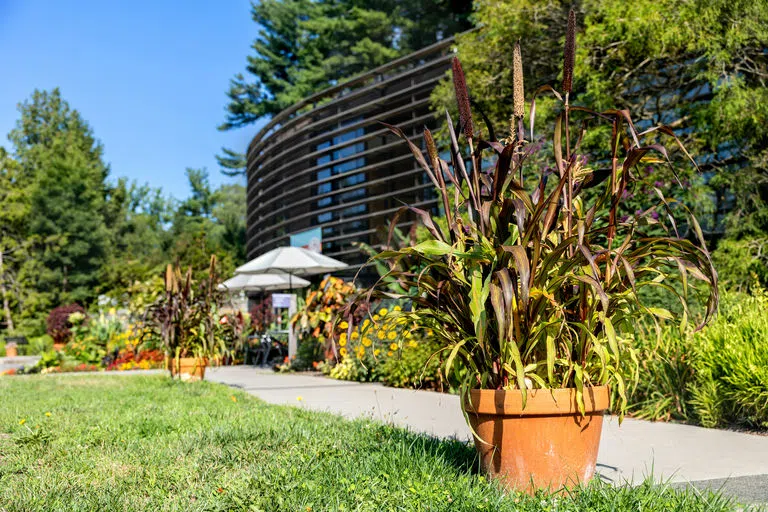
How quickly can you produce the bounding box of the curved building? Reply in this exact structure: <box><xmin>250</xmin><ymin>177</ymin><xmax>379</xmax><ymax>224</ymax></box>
<box><xmin>245</xmin><ymin>38</ymin><xmax>453</xmax><ymax>277</ymax></box>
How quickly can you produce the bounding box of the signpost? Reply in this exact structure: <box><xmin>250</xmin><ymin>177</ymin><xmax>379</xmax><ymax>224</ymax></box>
<box><xmin>272</xmin><ymin>293</ymin><xmax>298</xmax><ymax>358</ymax></box>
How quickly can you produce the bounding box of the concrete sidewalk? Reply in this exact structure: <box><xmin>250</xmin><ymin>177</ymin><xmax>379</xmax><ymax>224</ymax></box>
<box><xmin>208</xmin><ymin>365</ymin><xmax>768</xmax><ymax>504</ymax></box>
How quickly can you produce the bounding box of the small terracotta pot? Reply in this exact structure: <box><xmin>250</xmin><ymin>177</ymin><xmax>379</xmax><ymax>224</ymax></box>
<box><xmin>465</xmin><ymin>386</ymin><xmax>610</xmax><ymax>493</ymax></box>
<box><xmin>166</xmin><ymin>357</ymin><xmax>208</xmax><ymax>380</ymax></box>
<box><xmin>5</xmin><ymin>344</ymin><xmax>18</xmax><ymax>357</ymax></box>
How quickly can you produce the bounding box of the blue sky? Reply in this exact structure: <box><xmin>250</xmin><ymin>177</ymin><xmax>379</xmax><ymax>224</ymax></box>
<box><xmin>0</xmin><ymin>0</ymin><xmax>262</xmax><ymax>197</ymax></box>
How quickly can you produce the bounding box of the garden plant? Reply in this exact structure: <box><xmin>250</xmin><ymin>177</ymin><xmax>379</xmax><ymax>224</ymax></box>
<box><xmin>353</xmin><ymin>10</ymin><xmax>718</xmax><ymax>491</ymax></box>
<box><xmin>145</xmin><ymin>255</ymin><xmax>232</xmax><ymax>379</ymax></box>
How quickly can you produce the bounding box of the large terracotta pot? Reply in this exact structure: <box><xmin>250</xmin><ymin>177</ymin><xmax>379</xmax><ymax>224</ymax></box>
<box><xmin>465</xmin><ymin>386</ymin><xmax>610</xmax><ymax>493</ymax></box>
<box><xmin>166</xmin><ymin>357</ymin><xmax>208</xmax><ymax>380</ymax></box>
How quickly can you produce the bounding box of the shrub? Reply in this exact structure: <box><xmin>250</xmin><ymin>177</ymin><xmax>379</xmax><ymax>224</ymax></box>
<box><xmin>46</xmin><ymin>304</ymin><xmax>86</xmax><ymax>344</ymax></box>
<box><xmin>379</xmin><ymin>339</ymin><xmax>446</xmax><ymax>390</ymax></box>
<box><xmin>27</xmin><ymin>334</ymin><xmax>53</xmax><ymax>355</ymax></box>
<box><xmin>711</xmin><ymin>237</ymin><xmax>768</xmax><ymax>292</ymax></box>
<box><xmin>690</xmin><ymin>290</ymin><xmax>768</xmax><ymax>428</ymax></box>
<box><xmin>291</xmin><ymin>276</ymin><xmax>367</xmax><ymax>364</ymax></box>
<box><xmin>630</xmin><ymin>290</ymin><xmax>768</xmax><ymax>429</ymax></box>
<box><xmin>249</xmin><ymin>296</ymin><xmax>274</xmax><ymax>332</ymax></box>
<box><xmin>328</xmin><ymin>355</ymin><xmax>373</xmax><ymax>382</ymax></box>
<box><xmin>629</xmin><ymin>324</ymin><xmax>696</xmax><ymax>423</ymax></box>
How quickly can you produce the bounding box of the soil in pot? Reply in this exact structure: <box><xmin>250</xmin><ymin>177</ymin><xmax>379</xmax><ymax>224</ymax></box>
<box><xmin>166</xmin><ymin>357</ymin><xmax>208</xmax><ymax>380</ymax></box>
<box><xmin>465</xmin><ymin>386</ymin><xmax>610</xmax><ymax>494</ymax></box>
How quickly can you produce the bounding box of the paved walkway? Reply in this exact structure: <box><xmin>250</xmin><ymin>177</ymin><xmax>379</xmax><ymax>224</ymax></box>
<box><xmin>0</xmin><ymin>355</ymin><xmax>40</xmax><ymax>373</ymax></box>
<box><xmin>208</xmin><ymin>366</ymin><xmax>768</xmax><ymax>504</ymax></box>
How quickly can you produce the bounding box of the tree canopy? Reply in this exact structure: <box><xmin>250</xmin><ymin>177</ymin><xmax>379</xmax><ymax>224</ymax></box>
<box><xmin>0</xmin><ymin>89</ymin><xmax>247</xmax><ymax>335</ymax></box>
<box><xmin>433</xmin><ymin>0</ymin><xmax>768</xmax><ymax>242</ymax></box>
<box><xmin>217</xmin><ymin>0</ymin><xmax>473</xmax><ymax>173</ymax></box>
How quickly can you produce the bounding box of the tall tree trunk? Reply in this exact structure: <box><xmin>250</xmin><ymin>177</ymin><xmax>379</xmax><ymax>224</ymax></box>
<box><xmin>0</xmin><ymin>250</ymin><xmax>14</xmax><ymax>331</ymax></box>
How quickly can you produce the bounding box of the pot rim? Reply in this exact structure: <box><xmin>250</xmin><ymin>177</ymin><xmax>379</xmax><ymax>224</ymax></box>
<box><xmin>464</xmin><ymin>386</ymin><xmax>610</xmax><ymax>416</ymax></box>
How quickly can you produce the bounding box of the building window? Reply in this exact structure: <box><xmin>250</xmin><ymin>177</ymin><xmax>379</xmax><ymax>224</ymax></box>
<box><xmin>338</xmin><ymin>173</ymin><xmax>365</xmax><ymax>188</ymax></box>
<box><xmin>333</xmin><ymin>157</ymin><xmax>365</xmax><ymax>175</ymax></box>
<box><xmin>342</xmin><ymin>204</ymin><xmax>367</xmax><ymax>217</ymax></box>
<box><xmin>338</xmin><ymin>188</ymin><xmax>366</xmax><ymax>202</ymax></box>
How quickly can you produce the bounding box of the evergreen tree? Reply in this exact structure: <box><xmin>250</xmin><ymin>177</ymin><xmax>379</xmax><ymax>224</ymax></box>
<box><xmin>217</xmin><ymin>0</ymin><xmax>473</xmax><ymax>174</ymax></box>
<box><xmin>0</xmin><ymin>148</ymin><xmax>30</xmax><ymax>331</ymax></box>
<box><xmin>9</xmin><ymin>89</ymin><xmax>111</xmax><ymax>316</ymax></box>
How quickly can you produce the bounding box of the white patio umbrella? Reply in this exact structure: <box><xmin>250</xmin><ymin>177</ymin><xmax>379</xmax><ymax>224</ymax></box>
<box><xmin>218</xmin><ymin>273</ymin><xmax>310</xmax><ymax>292</ymax></box>
<box><xmin>235</xmin><ymin>246</ymin><xmax>348</xmax><ymax>279</ymax></box>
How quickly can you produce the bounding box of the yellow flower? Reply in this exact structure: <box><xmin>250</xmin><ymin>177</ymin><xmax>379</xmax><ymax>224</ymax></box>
<box><xmin>408</xmin><ymin>340</ymin><xmax>418</xmax><ymax>348</ymax></box>
<box><xmin>230</xmin><ymin>395</ymin><xmax>237</xmax><ymax>403</ymax></box>
<box><xmin>379</xmin><ymin>308</ymin><xmax>388</xmax><ymax>316</ymax></box>
<box><xmin>297</xmin><ymin>396</ymin><xmax>304</xmax><ymax>402</ymax></box>
<box><xmin>372</xmin><ymin>314</ymin><xmax>380</xmax><ymax>321</ymax></box>
<box><xmin>18</xmin><ymin>419</ymin><xmax>25</xmax><ymax>425</ymax></box>
<box><xmin>45</xmin><ymin>412</ymin><xmax>52</xmax><ymax>417</ymax></box>
<box><xmin>339</xmin><ymin>332</ymin><xmax>347</xmax><ymax>343</ymax></box>
<box><xmin>363</xmin><ymin>319</ymin><xmax>371</xmax><ymax>328</ymax></box>
<box><xmin>387</xmin><ymin>351</ymin><xmax>393</xmax><ymax>357</ymax></box>
<box><xmin>373</xmin><ymin>349</ymin><xmax>381</xmax><ymax>356</ymax></box>
<box><xmin>339</xmin><ymin>347</ymin><xmax>348</xmax><ymax>357</ymax></box>
<box><xmin>387</xmin><ymin>331</ymin><xmax>397</xmax><ymax>341</ymax></box>
<box><xmin>362</xmin><ymin>337</ymin><xmax>372</xmax><ymax>347</ymax></box>
<box><xmin>356</xmin><ymin>347</ymin><xmax>365</xmax><ymax>358</ymax></box>
<box><xmin>351</xmin><ymin>331</ymin><xmax>360</xmax><ymax>340</ymax></box>
<box><xmin>427</xmin><ymin>329</ymin><xmax>434</xmax><ymax>336</ymax></box>
<box><xmin>339</xmin><ymin>321</ymin><xmax>349</xmax><ymax>329</ymax></box>
<box><xmin>393</xmin><ymin>305</ymin><xmax>402</xmax><ymax>312</ymax></box>
<box><xmin>389</xmin><ymin>343</ymin><xmax>399</xmax><ymax>351</ymax></box>
<box><xmin>339</xmin><ymin>338</ymin><xmax>347</xmax><ymax>347</ymax></box>
<box><xmin>377</xmin><ymin>330</ymin><xmax>387</xmax><ymax>339</ymax></box>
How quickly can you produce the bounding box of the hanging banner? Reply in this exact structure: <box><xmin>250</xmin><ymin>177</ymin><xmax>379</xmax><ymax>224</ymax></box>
<box><xmin>290</xmin><ymin>227</ymin><xmax>322</xmax><ymax>253</ymax></box>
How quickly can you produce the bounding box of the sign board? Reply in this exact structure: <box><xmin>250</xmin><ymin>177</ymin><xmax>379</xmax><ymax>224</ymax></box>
<box><xmin>272</xmin><ymin>293</ymin><xmax>293</xmax><ymax>309</ymax></box>
<box><xmin>290</xmin><ymin>227</ymin><xmax>322</xmax><ymax>253</ymax></box>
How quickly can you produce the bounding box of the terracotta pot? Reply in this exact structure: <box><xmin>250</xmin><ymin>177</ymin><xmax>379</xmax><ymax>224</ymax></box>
<box><xmin>166</xmin><ymin>357</ymin><xmax>208</xmax><ymax>380</ymax></box>
<box><xmin>5</xmin><ymin>344</ymin><xmax>18</xmax><ymax>357</ymax></box>
<box><xmin>465</xmin><ymin>386</ymin><xmax>610</xmax><ymax>493</ymax></box>
<box><xmin>53</xmin><ymin>342</ymin><xmax>66</xmax><ymax>352</ymax></box>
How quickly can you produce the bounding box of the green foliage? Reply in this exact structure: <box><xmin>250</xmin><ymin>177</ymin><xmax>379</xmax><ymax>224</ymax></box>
<box><xmin>291</xmin><ymin>276</ymin><xmax>364</xmax><ymax>361</ymax></box>
<box><xmin>217</xmin><ymin>0</ymin><xmax>472</xmax><ymax>172</ymax></box>
<box><xmin>436</xmin><ymin>0</ymin><xmax>768</xmax><ymax>239</ymax></box>
<box><xmin>379</xmin><ymin>339</ymin><xmax>446</xmax><ymax>390</ymax></box>
<box><xmin>630</xmin><ymin>290</ymin><xmax>768</xmax><ymax>429</ymax></box>
<box><xmin>5</xmin><ymin>89</ymin><xmax>110</xmax><ymax>321</ymax></box>
<box><xmin>0</xmin><ymin>375</ymin><xmax>737</xmax><ymax>510</ymax></box>
<box><xmin>0</xmin><ymin>147</ymin><xmax>30</xmax><ymax>332</ymax></box>
<box><xmin>361</xmin><ymin>23</ymin><xmax>717</xmax><ymax>415</ymax></box>
<box><xmin>328</xmin><ymin>354</ymin><xmax>375</xmax><ymax>382</ymax></box>
<box><xmin>26</xmin><ymin>334</ymin><xmax>53</xmax><ymax>355</ymax></box>
<box><xmin>145</xmin><ymin>257</ymin><xmax>231</xmax><ymax>363</ymax></box>
<box><xmin>711</xmin><ymin>238</ymin><xmax>768</xmax><ymax>292</ymax></box>
<box><xmin>689</xmin><ymin>290</ymin><xmax>768</xmax><ymax>428</ymax></box>
<box><xmin>1</xmin><ymin>89</ymin><xmax>247</xmax><ymax>335</ymax></box>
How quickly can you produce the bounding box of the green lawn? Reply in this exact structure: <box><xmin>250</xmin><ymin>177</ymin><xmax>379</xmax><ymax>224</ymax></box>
<box><xmin>0</xmin><ymin>374</ymin><xmax>737</xmax><ymax>511</ymax></box>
